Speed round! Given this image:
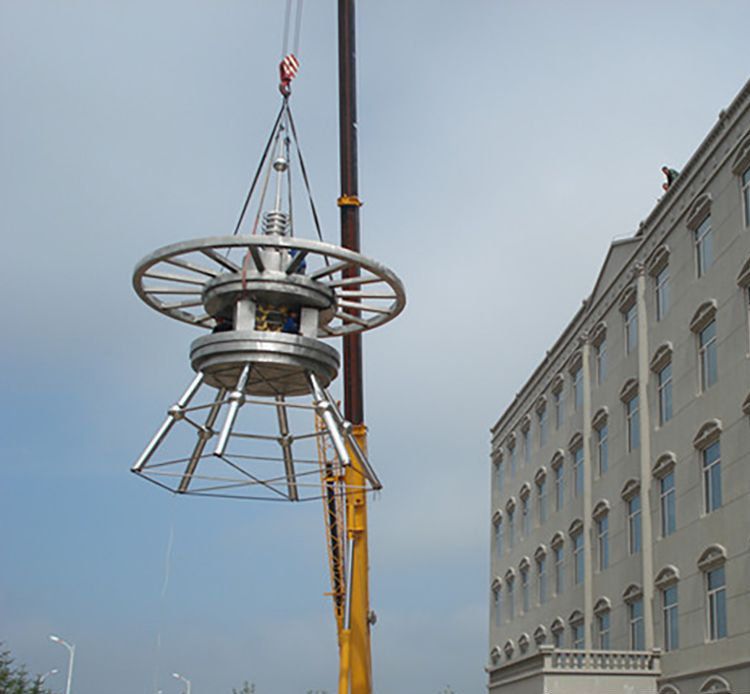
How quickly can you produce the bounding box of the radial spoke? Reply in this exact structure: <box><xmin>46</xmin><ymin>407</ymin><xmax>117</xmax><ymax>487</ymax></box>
<box><xmin>325</xmin><ymin>275</ymin><xmax>380</xmax><ymax>288</ymax></box>
<box><xmin>164</xmin><ymin>257</ymin><xmax>220</xmax><ymax>278</ymax></box>
<box><xmin>144</xmin><ymin>287</ymin><xmax>202</xmax><ymax>296</ymax></box>
<box><xmin>159</xmin><ymin>298</ymin><xmax>204</xmax><ymax>310</ymax></box>
<box><xmin>310</xmin><ymin>260</ymin><xmax>351</xmax><ymax>280</ymax></box>
<box><xmin>285</xmin><ymin>250</ymin><xmax>308</xmax><ymax>275</ymax></box>
<box><xmin>336</xmin><ymin>290</ymin><xmax>396</xmax><ymax>299</ymax></box>
<box><xmin>334</xmin><ymin>311</ymin><xmax>370</xmax><ymax>327</ymax></box>
<box><xmin>337</xmin><ymin>300</ymin><xmax>391</xmax><ymax>315</ymax></box>
<box><xmin>200</xmin><ymin>248</ymin><xmax>241</xmax><ymax>272</ymax></box>
<box><xmin>143</xmin><ymin>271</ymin><xmax>206</xmax><ymax>286</ymax></box>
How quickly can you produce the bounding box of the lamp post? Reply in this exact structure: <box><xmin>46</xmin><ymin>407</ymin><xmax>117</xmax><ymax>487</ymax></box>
<box><xmin>49</xmin><ymin>635</ymin><xmax>75</xmax><ymax>694</ymax></box>
<box><xmin>172</xmin><ymin>672</ymin><xmax>191</xmax><ymax>694</ymax></box>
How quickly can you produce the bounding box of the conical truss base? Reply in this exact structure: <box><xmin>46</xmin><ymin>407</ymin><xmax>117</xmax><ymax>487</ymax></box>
<box><xmin>131</xmin><ymin>370</ymin><xmax>380</xmax><ymax>502</ymax></box>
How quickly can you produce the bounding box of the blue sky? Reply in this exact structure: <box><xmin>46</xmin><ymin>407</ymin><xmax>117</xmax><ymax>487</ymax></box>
<box><xmin>1</xmin><ymin>2</ymin><xmax>749</xmax><ymax>693</ymax></box>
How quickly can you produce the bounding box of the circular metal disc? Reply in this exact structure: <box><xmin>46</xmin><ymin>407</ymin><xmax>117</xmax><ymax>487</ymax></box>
<box><xmin>133</xmin><ymin>235</ymin><xmax>406</xmax><ymax>337</ymax></box>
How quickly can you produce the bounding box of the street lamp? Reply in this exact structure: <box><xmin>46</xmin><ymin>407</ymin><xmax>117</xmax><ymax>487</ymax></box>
<box><xmin>39</xmin><ymin>668</ymin><xmax>58</xmax><ymax>684</ymax></box>
<box><xmin>49</xmin><ymin>634</ymin><xmax>75</xmax><ymax>694</ymax></box>
<box><xmin>173</xmin><ymin>671</ymin><xmax>192</xmax><ymax>694</ymax></box>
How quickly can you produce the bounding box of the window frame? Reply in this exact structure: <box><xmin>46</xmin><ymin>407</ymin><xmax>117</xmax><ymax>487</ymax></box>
<box><xmin>625</xmin><ymin>304</ymin><xmax>638</xmax><ymax>354</ymax></box>
<box><xmin>699</xmin><ymin>320</ymin><xmax>718</xmax><ymax>391</ymax></box>
<box><xmin>572</xmin><ymin>531</ymin><xmax>584</xmax><ymax>585</ymax></box>
<box><xmin>553</xmin><ymin>458</ymin><xmax>564</xmax><ymax>512</ymax></box>
<box><xmin>706</xmin><ymin>565</ymin><xmax>727</xmax><ymax>641</ymax></box>
<box><xmin>662</xmin><ymin>584</ymin><xmax>679</xmax><ymax>651</ymax></box>
<box><xmin>627</xmin><ymin>492</ymin><xmax>642</xmax><ymax>555</ymax></box>
<box><xmin>537</xmin><ymin>555</ymin><xmax>547</xmax><ymax>605</ymax></box>
<box><xmin>626</xmin><ymin>393</ymin><xmax>640</xmax><ymax>452</ymax></box>
<box><xmin>596</xmin><ymin>513</ymin><xmax>609</xmax><ymax>571</ymax></box>
<box><xmin>702</xmin><ymin>440</ymin><xmax>722</xmax><ymax>514</ymax></box>
<box><xmin>596</xmin><ymin>610</ymin><xmax>611</xmax><ymax>649</ymax></box>
<box><xmin>694</xmin><ymin>215</ymin><xmax>714</xmax><ymax>278</ymax></box>
<box><xmin>655</xmin><ymin>264</ymin><xmax>670</xmax><ymax>321</ymax></box>
<box><xmin>628</xmin><ymin>597</ymin><xmax>645</xmax><ymax>650</ymax></box>
<box><xmin>743</xmin><ymin>165</ymin><xmax>750</xmax><ymax>228</ymax></box>
<box><xmin>552</xmin><ymin>541</ymin><xmax>564</xmax><ymax>596</ymax></box>
<box><xmin>536</xmin><ymin>476</ymin><xmax>547</xmax><ymax>525</ymax></box>
<box><xmin>657</xmin><ymin>362</ymin><xmax>673</xmax><ymax>425</ymax></box>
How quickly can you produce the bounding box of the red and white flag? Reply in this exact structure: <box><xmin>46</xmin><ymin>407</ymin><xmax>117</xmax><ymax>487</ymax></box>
<box><xmin>279</xmin><ymin>53</ymin><xmax>300</xmax><ymax>92</ymax></box>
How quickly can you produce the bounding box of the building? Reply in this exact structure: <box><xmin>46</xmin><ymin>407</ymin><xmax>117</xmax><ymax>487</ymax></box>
<box><xmin>488</xmin><ymin>79</ymin><xmax>750</xmax><ymax>694</ymax></box>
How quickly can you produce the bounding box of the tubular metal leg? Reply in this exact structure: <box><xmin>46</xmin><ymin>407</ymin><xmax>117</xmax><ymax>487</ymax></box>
<box><xmin>132</xmin><ymin>373</ymin><xmax>205</xmax><ymax>472</ymax></box>
<box><xmin>275</xmin><ymin>395</ymin><xmax>299</xmax><ymax>501</ymax></box>
<box><xmin>307</xmin><ymin>372</ymin><xmax>350</xmax><ymax>467</ymax></box>
<box><xmin>178</xmin><ymin>388</ymin><xmax>227</xmax><ymax>493</ymax></box>
<box><xmin>214</xmin><ymin>364</ymin><xmax>251</xmax><ymax>457</ymax></box>
<box><xmin>322</xmin><ymin>386</ymin><xmax>382</xmax><ymax>490</ymax></box>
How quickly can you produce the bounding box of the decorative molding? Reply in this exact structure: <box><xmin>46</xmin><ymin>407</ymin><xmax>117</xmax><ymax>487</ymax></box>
<box><xmin>491</xmin><ymin>576</ymin><xmax>502</xmax><ymax>591</ymax></box>
<box><xmin>620</xmin><ymin>377</ymin><xmax>639</xmax><ymax>402</ymax></box>
<box><xmin>533</xmin><ymin>625</ymin><xmax>547</xmax><ymax>645</ymax></box>
<box><xmin>568</xmin><ymin>518</ymin><xmax>583</xmax><ymax>536</ymax></box>
<box><xmin>503</xmin><ymin>639</ymin><xmax>515</xmax><ymax>659</ymax></box>
<box><xmin>590</xmin><ymin>320</ymin><xmax>607</xmax><ymax>346</ymax></box>
<box><xmin>534</xmin><ymin>544</ymin><xmax>548</xmax><ymax>561</ymax></box>
<box><xmin>520</xmin><ymin>414</ymin><xmax>531</xmax><ymax>433</ymax></box>
<box><xmin>618</xmin><ymin>284</ymin><xmax>637</xmax><ymax>312</ymax></box>
<box><xmin>568</xmin><ymin>609</ymin><xmax>584</xmax><ymax>625</ymax></box>
<box><xmin>567</xmin><ymin>350</ymin><xmax>583</xmax><ymax>373</ymax></box>
<box><xmin>652</xmin><ymin>451</ymin><xmax>677</xmax><ymax>479</ymax></box>
<box><xmin>551</xmin><ymin>374</ymin><xmax>564</xmax><ymax>394</ymax></box>
<box><xmin>550</xmin><ymin>531</ymin><xmax>565</xmax><ymax>549</ymax></box>
<box><xmin>650</xmin><ymin>342</ymin><xmax>674</xmax><ymax>372</ymax></box>
<box><xmin>689</xmin><ymin>299</ymin><xmax>718</xmax><ymax>333</ymax></box>
<box><xmin>504</xmin><ymin>567</ymin><xmax>516</xmax><ymax>583</ymax></box>
<box><xmin>621</xmin><ymin>478</ymin><xmax>641</xmax><ymax>500</ymax></box>
<box><xmin>568</xmin><ymin>432</ymin><xmax>583</xmax><ymax>452</ymax></box>
<box><xmin>743</xmin><ymin>392</ymin><xmax>750</xmax><ymax>416</ymax></box>
<box><xmin>592</xmin><ymin>499</ymin><xmax>610</xmax><ymax>520</ymax></box>
<box><xmin>519</xmin><ymin>556</ymin><xmax>531</xmax><ymax>572</ymax></box>
<box><xmin>519</xmin><ymin>483</ymin><xmax>531</xmax><ymax>500</ymax></box>
<box><xmin>622</xmin><ymin>583</ymin><xmax>643</xmax><ymax>603</ymax></box>
<box><xmin>654</xmin><ymin>565</ymin><xmax>680</xmax><ymax>589</ymax></box>
<box><xmin>693</xmin><ymin>419</ymin><xmax>722</xmax><ymax>449</ymax></box>
<box><xmin>535</xmin><ymin>394</ymin><xmax>548</xmax><ymax>413</ymax></box>
<box><xmin>550</xmin><ymin>616</ymin><xmax>565</xmax><ymax>633</ymax></box>
<box><xmin>593</xmin><ymin>596</ymin><xmax>612</xmax><ymax>615</ymax></box>
<box><xmin>551</xmin><ymin>449</ymin><xmax>565</xmax><ymax>469</ymax></box>
<box><xmin>737</xmin><ymin>257</ymin><xmax>750</xmax><ymax>287</ymax></box>
<box><xmin>697</xmin><ymin>544</ymin><xmax>727</xmax><ymax>572</ymax></box>
<box><xmin>492</xmin><ymin>509</ymin><xmax>503</xmax><ymax>525</ymax></box>
<box><xmin>518</xmin><ymin>633</ymin><xmax>530</xmax><ymax>653</ymax></box>
<box><xmin>592</xmin><ymin>406</ymin><xmax>609</xmax><ymax>430</ymax></box>
<box><xmin>699</xmin><ymin>675</ymin><xmax>731</xmax><ymax>694</ymax></box>
<box><xmin>506</xmin><ymin>497</ymin><xmax>517</xmax><ymax>513</ymax></box>
<box><xmin>647</xmin><ymin>244</ymin><xmax>670</xmax><ymax>276</ymax></box>
<box><xmin>686</xmin><ymin>193</ymin><xmax>713</xmax><ymax>230</ymax></box>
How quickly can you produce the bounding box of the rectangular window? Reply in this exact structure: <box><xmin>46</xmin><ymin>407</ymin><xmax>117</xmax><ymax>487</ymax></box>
<box><xmin>573</xmin><ymin>367</ymin><xmax>583</xmax><ymax>410</ymax></box>
<box><xmin>629</xmin><ymin>598</ymin><xmax>645</xmax><ymax>650</ymax></box>
<box><xmin>597</xmin><ymin>515</ymin><xmax>609</xmax><ymax>571</ymax></box>
<box><xmin>655</xmin><ymin>266</ymin><xmax>670</xmax><ymax>321</ymax></box>
<box><xmin>658</xmin><ymin>363</ymin><xmax>673</xmax><ymax>425</ymax></box>
<box><xmin>554</xmin><ymin>545</ymin><xmax>564</xmax><ymax>595</ymax></box>
<box><xmin>572</xmin><ymin>533</ymin><xmax>583</xmax><ymax>585</ymax></box>
<box><xmin>538</xmin><ymin>408</ymin><xmax>548</xmax><ymax>447</ymax></box>
<box><xmin>628</xmin><ymin>494</ymin><xmax>642</xmax><ymax>555</ymax></box>
<box><xmin>496</xmin><ymin>460</ymin><xmax>504</xmax><ymax>494</ymax></box>
<box><xmin>703</xmin><ymin>441</ymin><xmax>722</xmax><ymax>513</ymax></box>
<box><xmin>699</xmin><ymin>320</ymin><xmax>718</xmax><ymax>390</ymax></box>
<box><xmin>572</xmin><ymin>624</ymin><xmax>585</xmax><ymax>652</ymax></box>
<box><xmin>707</xmin><ymin>566</ymin><xmax>727</xmax><ymax>640</ymax></box>
<box><xmin>508</xmin><ymin>510</ymin><xmax>515</xmax><ymax>549</ymax></box>
<box><xmin>695</xmin><ymin>215</ymin><xmax>714</xmax><ymax>277</ymax></box>
<box><xmin>553</xmin><ymin>629</ymin><xmax>563</xmax><ymax>648</ymax></box>
<box><xmin>660</xmin><ymin>472</ymin><xmax>676</xmax><ymax>537</ymax></box>
<box><xmin>625</xmin><ymin>305</ymin><xmax>638</xmax><ymax>354</ymax></box>
<box><xmin>521</xmin><ymin>569</ymin><xmax>529</xmax><ymax>613</ymax></box>
<box><xmin>554</xmin><ymin>390</ymin><xmax>564</xmax><ymax>428</ymax></box>
<box><xmin>493</xmin><ymin>588</ymin><xmax>502</xmax><ymax>628</ymax></box>
<box><xmin>596</xmin><ymin>340</ymin><xmax>607</xmax><ymax>384</ymax></box>
<box><xmin>522</xmin><ymin>429</ymin><xmax>530</xmax><ymax>466</ymax></box>
<box><xmin>573</xmin><ymin>447</ymin><xmax>583</xmax><ymax>497</ymax></box>
<box><xmin>507</xmin><ymin>582</ymin><xmax>514</xmax><ymax>620</ymax></box>
<box><xmin>597</xmin><ymin>424</ymin><xmax>609</xmax><ymax>475</ymax></box>
<box><xmin>743</xmin><ymin>166</ymin><xmax>750</xmax><ymax>228</ymax></box>
<box><xmin>662</xmin><ymin>585</ymin><xmax>679</xmax><ymax>651</ymax></box>
<box><xmin>521</xmin><ymin>497</ymin><xmax>530</xmax><ymax>536</ymax></box>
<box><xmin>554</xmin><ymin>465</ymin><xmax>564</xmax><ymax>511</ymax></box>
<box><xmin>494</xmin><ymin>520</ymin><xmax>504</xmax><ymax>557</ymax></box>
<box><xmin>509</xmin><ymin>445</ymin><xmax>517</xmax><ymax>478</ymax></box>
<box><xmin>537</xmin><ymin>557</ymin><xmax>547</xmax><ymax>604</ymax></box>
<box><xmin>537</xmin><ymin>480</ymin><xmax>547</xmax><ymax>524</ymax></box>
<box><xmin>626</xmin><ymin>394</ymin><xmax>640</xmax><ymax>452</ymax></box>
<box><xmin>597</xmin><ymin>612</ymin><xmax>611</xmax><ymax>649</ymax></box>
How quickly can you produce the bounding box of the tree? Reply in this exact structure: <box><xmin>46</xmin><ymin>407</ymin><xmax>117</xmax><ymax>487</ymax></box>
<box><xmin>0</xmin><ymin>645</ymin><xmax>54</xmax><ymax>694</ymax></box>
<box><xmin>232</xmin><ymin>682</ymin><xmax>255</xmax><ymax>694</ymax></box>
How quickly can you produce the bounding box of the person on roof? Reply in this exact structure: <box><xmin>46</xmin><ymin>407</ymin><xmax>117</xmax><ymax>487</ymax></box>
<box><xmin>661</xmin><ymin>165</ymin><xmax>680</xmax><ymax>190</ymax></box>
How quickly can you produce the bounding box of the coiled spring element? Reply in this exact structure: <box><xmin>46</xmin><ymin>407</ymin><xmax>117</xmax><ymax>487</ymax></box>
<box><xmin>263</xmin><ymin>210</ymin><xmax>290</xmax><ymax>236</ymax></box>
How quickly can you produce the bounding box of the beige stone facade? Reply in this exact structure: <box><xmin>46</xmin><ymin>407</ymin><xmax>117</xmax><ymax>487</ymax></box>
<box><xmin>488</xmin><ymin>79</ymin><xmax>750</xmax><ymax>694</ymax></box>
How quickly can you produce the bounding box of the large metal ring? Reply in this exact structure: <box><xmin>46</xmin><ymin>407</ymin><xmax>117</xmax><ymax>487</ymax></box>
<box><xmin>133</xmin><ymin>235</ymin><xmax>406</xmax><ymax>337</ymax></box>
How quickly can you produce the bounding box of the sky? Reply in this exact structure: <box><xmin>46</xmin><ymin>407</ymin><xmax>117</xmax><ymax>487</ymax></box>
<box><xmin>1</xmin><ymin>2</ymin><xmax>749</xmax><ymax>693</ymax></box>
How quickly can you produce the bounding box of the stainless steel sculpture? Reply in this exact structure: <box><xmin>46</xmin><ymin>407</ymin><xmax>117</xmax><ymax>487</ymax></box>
<box><xmin>131</xmin><ymin>120</ymin><xmax>405</xmax><ymax>502</ymax></box>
